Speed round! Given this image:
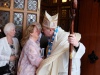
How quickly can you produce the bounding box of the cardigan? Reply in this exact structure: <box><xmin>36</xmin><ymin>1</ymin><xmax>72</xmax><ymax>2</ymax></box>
<box><xmin>0</xmin><ymin>37</ymin><xmax>20</xmax><ymax>67</ymax></box>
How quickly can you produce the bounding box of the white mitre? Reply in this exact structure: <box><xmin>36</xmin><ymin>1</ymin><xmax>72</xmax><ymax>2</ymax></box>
<box><xmin>42</xmin><ymin>11</ymin><xmax>58</xmax><ymax>28</ymax></box>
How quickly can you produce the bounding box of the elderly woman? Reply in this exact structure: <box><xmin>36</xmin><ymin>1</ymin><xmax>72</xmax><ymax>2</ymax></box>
<box><xmin>17</xmin><ymin>24</ymin><xmax>43</xmax><ymax>75</ymax></box>
<box><xmin>0</xmin><ymin>23</ymin><xmax>20</xmax><ymax>75</ymax></box>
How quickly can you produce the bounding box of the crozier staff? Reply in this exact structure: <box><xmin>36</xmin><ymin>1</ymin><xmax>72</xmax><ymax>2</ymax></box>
<box><xmin>68</xmin><ymin>0</ymin><xmax>78</xmax><ymax>75</ymax></box>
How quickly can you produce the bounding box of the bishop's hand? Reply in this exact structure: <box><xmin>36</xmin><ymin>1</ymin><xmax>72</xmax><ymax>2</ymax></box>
<box><xmin>68</xmin><ymin>34</ymin><xmax>79</xmax><ymax>47</ymax></box>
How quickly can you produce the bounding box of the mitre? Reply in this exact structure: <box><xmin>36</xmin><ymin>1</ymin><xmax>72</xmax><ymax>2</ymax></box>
<box><xmin>42</xmin><ymin>11</ymin><xmax>58</xmax><ymax>28</ymax></box>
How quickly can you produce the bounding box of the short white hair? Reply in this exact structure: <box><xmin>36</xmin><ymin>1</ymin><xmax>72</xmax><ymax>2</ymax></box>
<box><xmin>32</xmin><ymin>22</ymin><xmax>42</xmax><ymax>31</ymax></box>
<box><xmin>3</xmin><ymin>22</ymin><xmax>15</xmax><ymax>35</ymax></box>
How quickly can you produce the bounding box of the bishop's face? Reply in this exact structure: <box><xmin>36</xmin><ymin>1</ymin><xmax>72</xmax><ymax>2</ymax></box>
<box><xmin>42</xmin><ymin>26</ymin><xmax>54</xmax><ymax>38</ymax></box>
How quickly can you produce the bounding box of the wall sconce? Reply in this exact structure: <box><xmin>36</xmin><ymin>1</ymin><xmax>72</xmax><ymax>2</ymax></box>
<box><xmin>62</xmin><ymin>0</ymin><xmax>67</xmax><ymax>3</ymax></box>
<box><xmin>3</xmin><ymin>1</ymin><xmax>9</xmax><ymax>8</ymax></box>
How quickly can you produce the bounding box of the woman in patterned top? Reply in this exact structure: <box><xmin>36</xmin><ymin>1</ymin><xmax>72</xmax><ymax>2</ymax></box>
<box><xmin>0</xmin><ymin>23</ymin><xmax>20</xmax><ymax>75</ymax></box>
<box><xmin>17</xmin><ymin>24</ymin><xmax>43</xmax><ymax>75</ymax></box>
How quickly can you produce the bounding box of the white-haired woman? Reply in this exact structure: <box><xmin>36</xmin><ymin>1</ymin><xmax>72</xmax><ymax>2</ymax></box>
<box><xmin>0</xmin><ymin>22</ymin><xmax>20</xmax><ymax>75</ymax></box>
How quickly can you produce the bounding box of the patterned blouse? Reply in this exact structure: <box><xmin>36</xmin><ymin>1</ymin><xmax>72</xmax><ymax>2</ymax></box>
<box><xmin>6</xmin><ymin>44</ymin><xmax>17</xmax><ymax>75</ymax></box>
<box><xmin>17</xmin><ymin>38</ymin><xmax>43</xmax><ymax>75</ymax></box>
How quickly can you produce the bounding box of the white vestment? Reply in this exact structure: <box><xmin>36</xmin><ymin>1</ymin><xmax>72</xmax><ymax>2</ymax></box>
<box><xmin>36</xmin><ymin>27</ymin><xmax>85</xmax><ymax>75</ymax></box>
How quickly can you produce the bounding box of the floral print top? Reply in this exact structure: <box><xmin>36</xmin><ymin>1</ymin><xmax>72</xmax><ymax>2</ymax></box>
<box><xmin>17</xmin><ymin>38</ymin><xmax>43</xmax><ymax>75</ymax></box>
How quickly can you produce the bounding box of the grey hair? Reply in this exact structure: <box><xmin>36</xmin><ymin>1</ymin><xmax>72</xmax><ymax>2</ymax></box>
<box><xmin>31</xmin><ymin>22</ymin><xmax>42</xmax><ymax>31</ymax></box>
<box><xmin>3</xmin><ymin>22</ymin><xmax>15</xmax><ymax>35</ymax></box>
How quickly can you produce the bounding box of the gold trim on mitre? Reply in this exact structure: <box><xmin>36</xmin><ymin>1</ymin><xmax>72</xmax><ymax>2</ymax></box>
<box><xmin>42</xmin><ymin>11</ymin><xmax>58</xmax><ymax>28</ymax></box>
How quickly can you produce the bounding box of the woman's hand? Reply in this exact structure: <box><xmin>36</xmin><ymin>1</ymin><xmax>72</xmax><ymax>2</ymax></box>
<box><xmin>10</xmin><ymin>55</ymin><xmax>17</xmax><ymax>61</ymax></box>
